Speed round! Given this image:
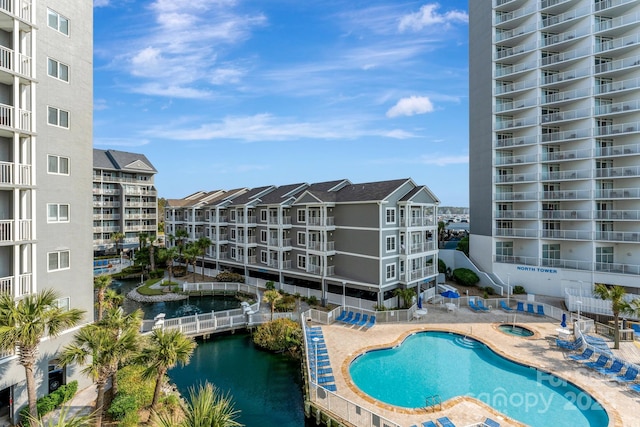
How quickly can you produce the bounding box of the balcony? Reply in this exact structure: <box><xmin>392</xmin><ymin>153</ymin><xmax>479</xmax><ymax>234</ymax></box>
<box><xmin>541</xmin><ymin>148</ymin><xmax>590</xmax><ymax>161</ymax></box>
<box><xmin>236</xmin><ymin>236</ymin><xmax>257</xmax><ymax>245</ymax></box>
<box><xmin>93</xmin><ymin>188</ymin><xmax>120</xmax><ymax>195</ymax></box>
<box><xmin>307</xmin><ymin>241</ymin><xmax>335</xmax><ymax>253</ymax></box>
<box><xmin>495</xmin><ymin>115</ymin><xmax>537</xmax><ymax>130</ymax></box>
<box><xmin>597</xmin><ymin>121</ymin><xmax>640</xmax><ymax>137</ymax></box>
<box><xmin>541</xmin><ymin>7</ymin><xmax>589</xmax><ymax>29</ymax></box>
<box><xmin>596</xmin><ymin>210</ymin><xmax>640</xmax><ymax>220</ymax></box>
<box><xmin>495</xmin><ymin>172</ymin><xmax>537</xmax><ymax>183</ymax></box>
<box><xmin>596</xmin><ymin>231</ymin><xmax>640</xmax><ymax>242</ymax></box>
<box><xmin>541</xmin><ymin>47</ymin><xmax>591</xmax><ymax>67</ymax></box>
<box><xmin>541</xmin><ymin>210</ymin><xmax>591</xmax><ymax>220</ymax></box>
<box><xmin>596</xmin><ymin>188</ymin><xmax>638</xmax><ymax>198</ymax></box>
<box><xmin>494</xmin><ymin>22</ymin><xmax>536</xmax><ymax>42</ymax></box>
<box><xmin>494</xmin><ymin>210</ymin><xmax>538</xmax><ymax>219</ymax></box>
<box><xmin>0</xmin><ymin>219</ymin><xmax>31</xmax><ymax>242</ymax></box>
<box><xmin>400</xmin><ymin>217</ymin><xmax>435</xmax><ymax>227</ymax></box>
<box><xmin>541</xmin><ymin>190</ymin><xmax>589</xmax><ymax>200</ymax></box>
<box><xmin>541</xmin><ymin>108</ymin><xmax>590</xmax><ymax>124</ymax></box>
<box><xmin>123</xmin><ymin>188</ymin><xmax>157</xmax><ymax>196</ymax></box>
<box><xmin>596</xmin><ymin>99</ymin><xmax>640</xmax><ymax>115</ymax></box>
<box><xmin>307</xmin><ymin>265</ymin><xmax>335</xmax><ymax>276</ymax></box>
<box><xmin>400</xmin><ymin>265</ymin><xmax>436</xmax><ymax>282</ymax></box>
<box><xmin>495</xmin><ymin>96</ymin><xmax>536</xmax><ymax>112</ymax></box>
<box><xmin>595</xmin><ymin>11</ymin><xmax>640</xmax><ymax>32</ymax></box>
<box><xmin>494</xmin><ymin>135</ymin><xmax>537</xmax><ymax>148</ymax></box>
<box><xmin>541</xmin><ymin>28</ymin><xmax>586</xmax><ymax>47</ymax></box>
<box><xmin>495</xmin><ymin>41</ymin><xmax>537</xmax><ymax>61</ymax></box>
<box><xmin>596</xmin><ymin>76</ymin><xmax>640</xmax><ymax>95</ymax></box>
<box><xmin>540</xmin><ymin>128</ymin><xmax>589</xmax><ymax>143</ymax></box>
<box><xmin>594</xmin><ymin>55</ymin><xmax>640</xmax><ymax>75</ymax></box>
<box><xmin>0</xmin><ymin>161</ymin><xmax>31</xmax><ymax>185</ymax></box>
<box><xmin>596</xmin><ymin>166</ymin><xmax>640</xmax><ymax>178</ymax></box>
<box><xmin>542</xmin><ymin>67</ymin><xmax>590</xmax><ymax>85</ymax></box>
<box><xmin>0</xmin><ymin>44</ymin><xmax>32</xmax><ymax>78</ymax></box>
<box><xmin>494</xmin><ymin>228</ymin><xmax>539</xmax><ymax>238</ymax></box>
<box><xmin>540</xmin><ymin>0</ymin><xmax>572</xmax><ymax>9</ymax></box>
<box><xmin>595</xmin><ymin>262</ymin><xmax>640</xmax><ymax>275</ymax></box>
<box><xmin>595</xmin><ymin>0</ymin><xmax>638</xmax><ymax>13</ymax></box>
<box><xmin>494</xmin><ymin>3</ymin><xmax>536</xmax><ymax>25</ymax></box>
<box><xmin>542</xmin><ymin>87</ymin><xmax>591</xmax><ymax>104</ymax></box>
<box><xmin>596</xmin><ymin>33</ymin><xmax>640</xmax><ymax>54</ymax></box>
<box><xmin>267</xmin><ymin>216</ymin><xmax>292</xmax><ymax>226</ymax></box>
<box><xmin>400</xmin><ymin>241</ymin><xmax>436</xmax><ymax>255</ymax></box>
<box><xmin>0</xmin><ymin>103</ymin><xmax>32</xmax><ymax>133</ymax></box>
<box><xmin>0</xmin><ymin>273</ymin><xmax>32</xmax><ymax>297</ymax></box>
<box><xmin>540</xmin><ymin>170</ymin><xmax>584</xmax><ymax>181</ymax></box>
<box><xmin>494</xmin><ymin>191</ymin><xmax>538</xmax><ymax>201</ymax></box>
<box><xmin>541</xmin><ymin>229</ymin><xmax>592</xmax><ymax>240</ymax></box>
<box><xmin>495</xmin><ymin>78</ymin><xmax>537</xmax><ymax>95</ymax></box>
<box><xmin>307</xmin><ymin>217</ymin><xmax>335</xmax><ymax>228</ymax></box>
<box><xmin>494</xmin><ymin>153</ymin><xmax>537</xmax><ymax>166</ymax></box>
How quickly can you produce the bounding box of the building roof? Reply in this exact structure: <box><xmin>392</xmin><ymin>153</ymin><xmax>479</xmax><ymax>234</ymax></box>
<box><xmin>258</xmin><ymin>183</ymin><xmax>308</xmax><ymax>204</ymax></box>
<box><xmin>228</xmin><ymin>186</ymin><xmax>275</xmax><ymax>205</ymax></box>
<box><xmin>93</xmin><ymin>149</ymin><xmax>158</xmax><ymax>173</ymax></box>
<box><xmin>334</xmin><ymin>178</ymin><xmax>411</xmax><ymax>202</ymax></box>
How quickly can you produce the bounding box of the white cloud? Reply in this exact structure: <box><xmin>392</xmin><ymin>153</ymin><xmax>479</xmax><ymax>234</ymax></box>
<box><xmin>131</xmin><ymin>83</ymin><xmax>211</xmax><ymax>99</ymax></box>
<box><xmin>399</xmin><ymin>3</ymin><xmax>468</xmax><ymax>33</ymax></box>
<box><xmin>94</xmin><ymin>0</ymin><xmax>110</xmax><ymax>7</ymax></box>
<box><xmin>419</xmin><ymin>154</ymin><xmax>468</xmax><ymax>166</ymax></box>
<box><xmin>143</xmin><ymin>113</ymin><xmax>417</xmax><ymax>142</ymax></box>
<box><xmin>94</xmin><ymin>138</ymin><xmax>151</xmax><ymax>147</ymax></box>
<box><xmin>386</xmin><ymin>96</ymin><xmax>434</xmax><ymax>118</ymax></box>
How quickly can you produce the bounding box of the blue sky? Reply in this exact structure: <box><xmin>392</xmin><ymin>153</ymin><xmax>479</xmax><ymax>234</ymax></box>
<box><xmin>93</xmin><ymin>1</ymin><xmax>470</xmax><ymax>206</ymax></box>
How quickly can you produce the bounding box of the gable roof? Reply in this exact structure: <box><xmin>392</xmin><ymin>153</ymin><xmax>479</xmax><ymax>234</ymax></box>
<box><xmin>334</xmin><ymin>178</ymin><xmax>411</xmax><ymax>203</ymax></box>
<box><xmin>399</xmin><ymin>185</ymin><xmax>440</xmax><ymax>204</ymax></box>
<box><xmin>93</xmin><ymin>149</ymin><xmax>158</xmax><ymax>173</ymax></box>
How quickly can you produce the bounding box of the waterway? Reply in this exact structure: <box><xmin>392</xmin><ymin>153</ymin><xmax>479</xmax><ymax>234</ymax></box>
<box><xmin>114</xmin><ymin>279</ymin><xmax>312</xmax><ymax>425</ymax></box>
<box><xmin>111</xmin><ymin>279</ymin><xmax>240</xmax><ymax>320</ymax></box>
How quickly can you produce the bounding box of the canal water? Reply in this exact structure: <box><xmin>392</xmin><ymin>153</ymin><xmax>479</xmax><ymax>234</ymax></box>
<box><xmin>114</xmin><ymin>280</ymin><xmax>313</xmax><ymax>426</ymax></box>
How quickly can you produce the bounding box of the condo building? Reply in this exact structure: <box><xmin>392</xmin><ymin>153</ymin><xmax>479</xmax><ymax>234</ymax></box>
<box><xmin>92</xmin><ymin>149</ymin><xmax>158</xmax><ymax>254</ymax></box>
<box><xmin>165</xmin><ymin>178</ymin><xmax>440</xmax><ymax>307</ymax></box>
<box><xmin>469</xmin><ymin>0</ymin><xmax>640</xmax><ymax>296</ymax></box>
<box><xmin>0</xmin><ymin>1</ymin><xmax>94</xmax><ymax>423</ymax></box>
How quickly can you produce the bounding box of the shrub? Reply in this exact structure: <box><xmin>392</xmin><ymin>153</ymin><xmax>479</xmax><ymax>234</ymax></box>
<box><xmin>484</xmin><ymin>286</ymin><xmax>495</xmax><ymax>295</ymax></box>
<box><xmin>275</xmin><ymin>294</ymin><xmax>296</xmax><ymax>312</ymax></box>
<box><xmin>306</xmin><ymin>295</ymin><xmax>318</xmax><ymax>306</ymax></box>
<box><xmin>173</xmin><ymin>266</ymin><xmax>187</xmax><ymax>277</ymax></box>
<box><xmin>215</xmin><ymin>271</ymin><xmax>245</xmax><ymax>283</ymax></box>
<box><xmin>452</xmin><ymin>268</ymin><xmax>480</xmax><ymax>287</ymax></box>
<box><xmin>118</xmin><ymin>410</ymin><xmax>140</xmax><ymax>427</ymax></box>
<box><xmin>265</xmin><ymin>281</ymin><xmax>276</xmax><ymax>290</ymax></box>
<box><xmin>253</xmin><ymin>318</ymin><xmax>303</xmax><ymax>356</ymax></box>
<box><xmin>438</xmin><ymin>259</ymin><xmax>447</xmax><ymax>274</ymax></box>
<box><xmin>513</xmin><ymin>285</ymin><xmax>526</xmax><ymax>294</ymax></box>
<box><xmin>456</xmin><ymin>236</ymin><xmax>469</xmax><ymax>256</ymax></box>
<box><xmin>149</xmin><ymin>269</ymin><xmax>165</xmax><ymax>279</ymax></box>
<box><xmin>108</xmin><ymin>394</ymin><xmax>138</xmax><ymax>420</ymax></box>
<box><xmin>19</xmin><ymin>381</ymin><xmax>79</xmax><ymax>422</ymax></box>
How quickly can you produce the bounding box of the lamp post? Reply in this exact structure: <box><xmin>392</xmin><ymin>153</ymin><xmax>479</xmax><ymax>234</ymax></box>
<box><xmin>507</xmin><ymin>273</ymin><xmax>511</xmax><ymax>305</ymax></box>
<box><xmin>342</xmin><ymin>281</ymin><xmax>346</xmax><ymax>308</ymax></box>
<box><xmin>576</xmin><ymin>300</ymin><xmax>582</xmax><ymax>332</ymax></box>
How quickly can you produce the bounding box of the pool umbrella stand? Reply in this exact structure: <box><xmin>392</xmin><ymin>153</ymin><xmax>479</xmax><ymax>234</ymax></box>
<box><xmin>440</xmin><ymin>290</ymin><xmax>460</xmax><ymax>308</ymax></box>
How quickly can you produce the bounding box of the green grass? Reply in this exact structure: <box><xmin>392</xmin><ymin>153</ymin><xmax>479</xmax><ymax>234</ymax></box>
<box><xmin>136</xmin><ymin>278</ymin><xmax>164</xmax><ymax>296</ymax></box>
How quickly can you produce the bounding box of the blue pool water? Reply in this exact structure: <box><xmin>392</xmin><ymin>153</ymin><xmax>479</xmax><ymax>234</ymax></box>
<box><xmin>349</xmin><ymin>331</ymin><xmax>608</xmax><ymax>427</ymax></box>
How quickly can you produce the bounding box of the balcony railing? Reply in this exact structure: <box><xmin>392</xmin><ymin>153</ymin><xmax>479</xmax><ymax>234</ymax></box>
<box><xmin>596</xmin><ymin>33</ymin><xmax>640</xmax><ymax>54</ymax></box>
<box><xmin>595</xmin><ymin>262</ymin><xmax>640</xmax><ymax>275</ymax></box>
<box><xmin>595</xmin><ymin>11</ymin><xmax>640</xmax><ymax>32</ymax></box>
<box><xmin>595</xmin><ymin>0</ymin><xmax>637</xmax><ymax>13</ymax></box>
<box><xmin>596</xmin><ymin>231</ymin><xmax>640</xmax><ymax>242</ymax></box>
<box><xmin>267</xmin><ymin>216</ymin><xmax>292</xmax><ymax>225</ymax></box>
<box><xmin>495</xmin><ymin>191</ymin><xmax>538</xmax><ymax>201</ymax></box>
<box><xmin>541</xmin><ymin>128</ymin><xmax>590</xmax><ymax>143</ymax></box>
<box><xmin>495</xmin><ymin>41</ymin><xmax>537</xmax><ymax>61</ymax></box>
<box><xmin>597</xmin><ymin>121</ymin><xmax>640</xmax><ymax>136</ymax></box>
<box><xmin>495</xmin><ymin>22</ymin><xmax>536</xmax><ymax>42</ymax></box>
<box><xmin>541</xmin><ymin>210</ymin><xmax>591</xmax><ymax>220</ymax></box>
<box><xmin>495</xmin><ymin>172</ymin><xmax>537</xmax><ymax>183</ymax></box>
<box><xmin>494</xmin><ymin>153</ymin><xmax>537</xmax><ymax>165</ymax></box>
<box><xmin>495</xmin><ymin>78</ymin><xmax>538</xmax><ymax>95</ymax></box>
<box><xmin>307</xmin><ymin>241</ymin><xmax>335</xmax><ymax>252</ymax></box>
<box><xmin>595</xmin><ymin>76</ymin><xmax>640</xmax><ymax>95</ymax></box>
<box><xmin>596</xmin><ymin>188</ymin><xmax>638</xmax><ymax>198</ymax></box>
<box><xmin>541</xmin><ymin>47</ymin><xmax>591</xmax><ymax>66</ymax></box>
<box><xmin>495</xmin><ymin>115</ymin><xmax>537</xmax><ymax>130</ymax></box>
<box><xmin>307</xmin><ymin>265</ymin><xmax>335</xmax><ymax>276</ymax></box>
<box><xmin>401</xmin><ymin>265</ymin><xmax>436</xmax><ymax>281</ymax></box>
<box><xmin>541</xmin><ymin>28</ymin><xmax>586</xmax><ymax>47</ymax></box>
<box><xmin>541</xmin><ymin>148</ymin><xmax>590</xmax><ymax>161</ymax></box>
<box><xmin>495</xmin><ymin>210</ymin><xmax>538</xmax><ymax>219</ymax></box>
<box><xmin>541</xmin><ymin>7</ymin><xmax>589</xmax><ymax>28</ymax></box>
<box><xmin>494</xmin><ymin>228</ymin><xmax>539</xmax><ymax>238</ymax></box>
<box><xmin>596</xmin><ymin>99</ymin><xmax>640</xmax><ymax>115</ymax></box>
<box><xmin>541</xmin><ymin>169</ymin><xmax>588</xmax><ymax>181</ymax></box>
<box><xmin>596</xmin><ymin>210</ymin><xmax>640</xmax><ymax>220</ymax></box>
<box><xmin>541</xmin><ymin>190</ymin><xmax>589</xmax><ymax>200</ymax></box>
<box><xmin>596</xmin><ymin>166</ymin><xmax>640</xmax><ymax>178</ymax></box>
<box><xmin>540</xmin><ymin>108</ymin><xmax>590</xmax><ymax>123</ymax></box>
<box><xmin>494</xmin><ymin>3</ymin><xmax>536</xmax><ymax>25</ymax></box>
<box><xmin>542</xmin><ymin>87</ymin><xmax>591</xmax><ymax>104</ymax></box>
<box><xmin>0</xmin><ymin>220</ymin><xmax>11</xmax><ymax>242</ymax></box>
<box><xmin>307</xmin><ymin>217</ymin><xmax>335</xmax><ymax>227</ymax></box>
<box><xmin>541</xmin><ymin>229</ymin><xmax>592</xmax><ymax>240</ymax></box>
<box><xmin>400</xmin><ymin>241</ymin><xmax>436</xmax><ymax>254</ymax></box>
<box><xmin>495</xmin><ymin>134</ymin><xmax>537</xmax><ymax>148</ymax></box>
<box><xmin>400</xmin><ymin>217</ymin><xmax>435</xmax><ymax>227</ymax></box>
<box><xmin>595</xmin><ymin>55</ymin><xmax>640</xmax><ymax>74</ymax></box>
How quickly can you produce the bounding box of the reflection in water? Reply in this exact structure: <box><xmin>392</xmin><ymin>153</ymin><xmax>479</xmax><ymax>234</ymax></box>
<box><xmin>111</xmin><ymin>279</ymin><xmax>240</xmax><ymax>319</ymax></box>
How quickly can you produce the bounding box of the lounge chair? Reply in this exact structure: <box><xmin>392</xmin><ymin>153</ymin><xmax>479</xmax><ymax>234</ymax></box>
<box><xmin>632</xmin><ymin>324</ymin><xmax>640</xmax><ymax>335</ymax></box>
<box><xmin>317</xmin><ymin>367</ymin><xmax>333</xmax><ymax>376</ymax></box>
<box><xmin>348</xmin><ymin>312</ymin><xmax>361</xmax><ymax>326</ymax></box>
<box><xmin>630</xmin><ymin>383</ymin><xmax>640</xmax><ymax>393</ymax></box>
<box><xmin>500</xmin><ymin>301</ymin><xmax>513</xmax><ymax>312</ymax></box>
<box><xmin>356</xmin><ymin>313</ymin><xmax>368</xmax><ymax>327</ymax></box>
<box><xmin>341</xmin><ymin>311</ymin><xmax>354</xmax><ymax>324</ymax></box>
<box><xmin>476</xmin><ymin>300</ymin><xmax>490</xmax><ymax>311</ymax></box>
<box><xmin>612</xmin><ymin>366</ymin><xmax>638</xmax><ymax>383</ymax></box>
<box><xmin>536</xmin><ymin>305</ymin><xmax>545</xmax><ymax>316</ymax></box>
<box><xmin>422</xmin><ymin>422</ymin><xmax>437</xmax><ymax>427</ymax></box>
<box><xmin>324</xmin><ymin>384</ymin><xmax>337</xmax><ymax>392</ymax></box>
<box><xmin>364</xmin><ymin>315</ymin><xmax>376</xmax><ymax>329</ymax></box>
<box><xmin>516</xmin><ymin>301</ymin><xmax>524</xmax><ymax>313</ymax></box>
<box><xmin>526</xmin><ymin>303</ymin><xmax>535</xmax><ymax>315</ymax></box>
<box><xmin>584</xmin><ymin>355</ymin><xmax>610</xmax><ymax>370</ymax></box>
<box><xmin>598</xmin><ymin>359</ymin><xmax>624</xmax><ymax>376</ymax></box>
<box><xmin>468</xmin><ymin>300</ymin><xmax>481</xmax><ymax>312</ymax></box>
<box><xmin>568</xmin><ymin>347</ymin><xmax>593</xmax><ymax>361</ymax></box>
<box><xmin>483</xmin><ymin>418</ymin><xmax>500</xmax><ymax>427</ymax></box>
<box><xmin>335</xmin><ymin>310</ymin><xmax>347</xmax><ymax>322</ymax></box>
<box><xmin>309</xmin><ymin>359</ymin><xmax>330</xmax><ymax>367</ymax></box>
<box><xmin>318</xmin><ymin>375</ymin><xmax>335</xmax><ymax>384</ymax></box>
<box><xmin>556</xmin><ymin>337</ymin><xmax>583</xmax><ymax>350</ymax></box>
<box><xmin>436</xmin><ymin>417</ymin><xmax>456</xmax><ymax>427</ymax></box>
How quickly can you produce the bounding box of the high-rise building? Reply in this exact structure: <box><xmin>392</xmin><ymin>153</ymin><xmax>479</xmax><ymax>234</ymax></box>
<box><xmin>92</xmin><ymin>149</ymin><xmax>158</xmax><ymax>254</ymax></box>
<box><xmin>0</xmin><ymin>2</ymin><xmax>94</xmax><ymax>422</ymax></box>
<box><xmin>165</xmin><ymin>178</ymin><xmax>440</xmax><ymax>307</ymax></box>
<box><xmin>469</xmin><ymin>1</ymin><xmax>640</xmax><ymax>296</ymax></box>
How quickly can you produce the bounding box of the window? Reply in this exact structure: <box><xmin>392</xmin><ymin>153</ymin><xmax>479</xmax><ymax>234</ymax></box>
<box><xmin>297</xmin><ymin>232</ymin><xmax>306</xmax><ymax>246</ymax></box>
<box><xmin>386</xmin><ymin>208</ymin><xmax>396</xmax><ymax>224</ymax></box>
<box><xmin>297</xmin><ymin>255</ymin><xmax>306</xmax><ymax>269</ymax></box>
<box><xmin>260</xmin><ymin>230</ymin><xmax>267</xmax><ymax>243</ymax></box>
<box><xmin>47</xmin><ymin>204</ymin><xmax>70</xmax><ymax>222</ymax></box>
<box><xmin>47</xmin><ymin>58</ymin><xmax>69</xmax><ymax>82</ymax></box>
<box><xmin>53</xmin><ymin>297</ymin><xmax>70</xmax><ymax>311</ymax></box>
<box><xmin>230</xmin><ymin>247</ymin><xmax>236</xmax><ymax>259</ymax></box>
<box><xmin>596</xmin><ymin>247</ymin><xmax>613</xmax><ymax>264</ymax></box>
<box><xmin>230</xmin><ymin>228</ymin><xmax>236</xmax><ymax>240</ymax></box>
<box><xmin>386</xmin><ymin>263</ymin><xmax>396</xmax><ymax>280</ymax></box>
<box><xmin>260</xmin><ymin>251</ymin><xmax>267</xmax><ymax>263</ymax></box>
<box><xmin>48</xmin><ymin>155</ymin><xmax>70</xmax><ymax>175</ymax></box>
<box><xmin>230</xmin><ymin>210</ymin><xmax>236</xmax><ymax>221</ymax></box>
<box><xmin>48</xmin><ymin>106</ymin><xmax>69</xmax><ymax>128</ymax></box>
<box><xmin>297</xmin><ymin>210</ymin><xmax>306</xmax><ymax>223</ymax></box>
<box><xmin>260</xmin><ymin>210</ymin><xmax>267</xmax><ymax>222</ymax></box>
<box><xmin>386</xmin><ymin>236</ymin><xmax>396</xmax><ymax>252</ymax></box>
<box><xmin>48</xmin><ymin>250</ymin><xmax>70</xmax><ymax>271</ymax></box>
<box><xmin>47</xmin><ymin>9</ymin><xmax>69</xmax><ymax>35</ymax></box>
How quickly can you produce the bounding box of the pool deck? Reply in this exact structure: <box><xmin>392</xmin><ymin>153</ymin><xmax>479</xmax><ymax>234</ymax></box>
<box><xmin>315</xmin><ymin>305</ymin><xmax>640</xmax><ymax>427</ymax></box>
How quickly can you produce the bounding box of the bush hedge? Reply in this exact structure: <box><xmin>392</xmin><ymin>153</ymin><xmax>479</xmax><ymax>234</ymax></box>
<box><xmin>451</xmin><ymin>268</ymin><xmax>480</xmax><ymax>287</ymax></box>
<box><xmin>19</xmin><ymin>381</ymin><xmax>78</xmax><ymax>422</ymax></box>
<box><xmin>215</xmin><ymin>271</ymin><xmax>245</xmax><ymax>283</ymax></box>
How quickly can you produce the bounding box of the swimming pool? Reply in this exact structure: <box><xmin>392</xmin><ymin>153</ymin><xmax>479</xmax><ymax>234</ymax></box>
<box><xmin>349</xmin><ymin>331</ymin><xmax>608</xmax><ymax>427</ymax></box>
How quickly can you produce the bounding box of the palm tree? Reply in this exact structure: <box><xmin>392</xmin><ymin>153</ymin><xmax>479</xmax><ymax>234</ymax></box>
<box><xmin>138</xmin><ymin>328</ymin><xmax>196</xmax><ymax>410</ymax></box>
<box><xmin>59</xmin><ymin>323</ymin><xmax>139</xmax><ymax>427</ymax></box>
<box><xmin>0</xmin><ymin>289</ymin><xmax>84</xmax><ymax>424</ymax></box>
<box><xmin>27</xmin><ymin>405</ymin><xmax>96</xmax><ymax>427</ymax></box>
<box><xmin>183</xmin><ymin>244</ymin><xmax>200</xmax><ymax>282</ymax></box>
<box><xmin>110</xmin><ymin>231</ymin><xmax>125</xmax><ymax>256</ymax></box>
<box><xmin>593</xmin><ymin>284</ymin><xmax>628</xmax><ymax>349</ymax></box>
<box><xmin>93</xmin><ymin>275</ymin><xmax>112</xmax><ymax>321</ymax></box>
<box><xmin>103</xmin><ymin>289</ymin><xmax>124</xmax><ymax>311</ymax></box>
<box><xmin>393</xmin><ymin>288</ymin><xmax>416</xmax><ymax>309</ymax></box>
<box><xmin>175</xmin><ymin>228</ymin><xmax>189</xmax><ymax>258</ymax></box>
<box><xmin>151</xmin><ymin>382</ymin><xmax>242</xmax><ymax>427</ymax></box>
<box><xmin>437</xmin><ymin>221</ymin><xmax>446</xmax><ymax>249</ymax></box>
<box><xmin>196</xmin><ymin>237</ymin><xmax>213</xmax><ymax>280</ymax></box>
<box><xmin>98</xmin><ymin>307</ymin><xmax>143</xmax><ymax>395</ymax></box>
<box><xmin>263</xmin><ymin>290</ymin><xmax>282</xmax><ymax>320</ymax></box>
<box><xmin>163</xmin><ymin>247</ymin><xmax>179</xmax><ymax>282</ymax></box>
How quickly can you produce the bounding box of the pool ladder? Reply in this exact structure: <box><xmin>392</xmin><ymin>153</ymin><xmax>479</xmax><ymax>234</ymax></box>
<box><xmin>425</xmin><ymin>394</ymin><xmax>442</xmax><ymax>412</ymax></box>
